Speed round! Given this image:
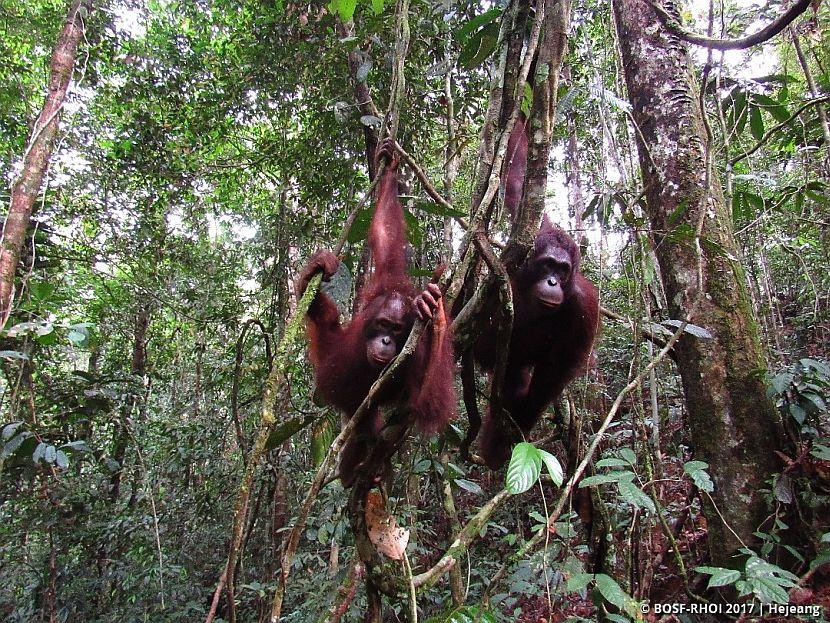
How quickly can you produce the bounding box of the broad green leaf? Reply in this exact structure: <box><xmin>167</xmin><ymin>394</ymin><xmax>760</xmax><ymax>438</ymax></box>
<box><xmin>505</xmin><ymin>442</ymin><xmax>542</xmax><ymax>494</ymax></box>
<box><xmin>617</xmin><ymin>480</ymin><xmax>656</xmax><ymax>514</ymax></box>
<box><xmin>370</xmin><ymin>0</ymin><xmax>384</xmax><ymax>16</ymax></box>
<box><xmin>684</xmin><ymin>460</ymin><xmax>714</xmax><ymax>492</ymax></box>
<box><xmin>33</xmin><ymin>442</ymin><xmax>47</xmax><ymax>463</ymax></box>
<box><xmin>310</xmin><ymin>415</ymin><xmax>337</xmax><ymax>466</ymax></box>
<box><xmin>454</xmin><ymin>478</ymin><xmax>484</xmax><ymax>494</ymax></box>
<box><xmin>790</xmin><ymin>403</ymin><xmax>807</xmax><ymax>425</ymax></box>
<box><xmin>769</xmin><ymin>372</ymin><xmax>794</xmax><ymax>395</ymax></box>
<box><xmin>2</xmin><ymin>432</ymin><xmax>31</xmax><ymax>459</ymax></box>
<box><xmin>566</xmin><ymin>572</ymin><xmax>592</xmax><ymax>592</ymax></box>
<box><xmin>595</xmin><ymin>458</ymin><xmax>629</xmax><ymax>468</ymax></box>
<box><xmin>61</xmin><ymin>440</ymin><xmax>91</xmax><ymax>452</ymax></box>
<box><xmin>328</xmin><ymin>0</ymin><xmax>358</xmax><ymax>22</ymax></box>
<box><xmin>660</xmin><ymin>319</ymin><xmax>713</xmax><ymax>339</ymax></box>
<box><xmin>538</xmin><ymin>449</ymin><xmax>563</xmax><ymax>486</ymax></box>
<box><xmin>749</xmin><ymin>105</ymin><xmax>764</xmax><ymax>140</ymax></box>
<box><xmin>594</xmin><ymin>573</ymin><xmax>630</xmax><ymax>612</ymax></box>
<box><xmin>2</xmin><ymin>422</ymin><xmax>22</xmax><ymax>440</ymax></box>
<box><xmin>752</xmin><ymin>93</ymin><xmax>789</xmax><ymax>122</ymax></box>
<box><xmin>695</xmin><ymin>566</ymin><xmax>740</xmax><ymax>588</ymax></box>
<box><xmin>459</xmin><ymin>23</ymin><xmax>499</xmax><ymax>69</ymax></box>
<box><xmin>735</xmin><ymin>90</ymin><xmax>748</xmax><ymax>134</ymax></box>
<box><xmin>683</xmin><ymin>460</ymin><xmax>708</xmax><ymax>472</ymax></box>
<box><xmin>454</xmin><ymin>7</ymin><xmax>502</xmax><ymax>44</ymax></box>
<box><xmin>579</xmin><ymin>471</ymin><xmax>635</xmax><ymax>487</ymax></box>
<box><xmin>347</xmin><ymin>206</ymin><xmax>372</xmax><ymax>243</ymax></box>
<box><xmin>618</xmin><ymin>447</ymin><xmax>636</xmax><ymax>465</ymax></box>
<box><xmin>402</xmin><ymin>208</ymin><xmax>423</xmax><ymax>247</ymax></box>
<box><xmin>67</xmin><ymin>330</ymin><xmax>87</xmax><ymax>346</ymax></box>
<box><xmin>811</xmin><ymin>444</ymin><xmax>830</xmax><ymax>460</ymax></box>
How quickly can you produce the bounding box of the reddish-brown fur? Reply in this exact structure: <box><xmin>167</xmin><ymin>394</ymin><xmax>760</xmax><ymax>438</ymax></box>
<box><xmin>297</xmin><ymin>141</ymin><xmax>456</xmax><ymax>485</ymax></box>
<box><xmin>475</xmin><ymin>121</ymin><xmax>600</xmax><ymax>469</ymax></box>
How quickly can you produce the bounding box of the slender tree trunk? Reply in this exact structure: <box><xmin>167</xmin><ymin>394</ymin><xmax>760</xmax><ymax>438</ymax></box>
<box><xmin>510</xmin><ymin>0</ymin><xmax>572</xmax><ymax>248</ymax></box>
<box><xmin>0</xmin><ymin>0</ymin><xmax>90</xmax><ymax>328</ymax></box>
<box><xmin>109</xmin><ymin>305</ymin><xmax>150</xmax><ymax>502</ymax></box>
<box><xmin>613</xmin><ymin>0</ymin><xmax>784</xmax><ymax>562</ymax></box>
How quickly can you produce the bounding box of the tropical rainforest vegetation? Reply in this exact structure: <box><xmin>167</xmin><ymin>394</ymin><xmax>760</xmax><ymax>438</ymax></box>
<box><xmin>0</xmin><ymin>0</ymin><xmax>829</xmax><ymax>621</ymax></box>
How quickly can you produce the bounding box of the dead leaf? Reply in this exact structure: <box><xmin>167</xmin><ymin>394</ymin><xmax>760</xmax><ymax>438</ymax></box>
<box><xmin>365</xmin><ymin>490</ymin><xmax>410</xmax><ymax>560</ymax></box>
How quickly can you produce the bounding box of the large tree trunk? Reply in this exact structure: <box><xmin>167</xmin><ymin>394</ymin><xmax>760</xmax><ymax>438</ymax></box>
<box><xmin>613</xmin><ymin>0</ymin><xmax>784</xmax><ymax>562</ymax></box>
<box><xmin>0</xmin><ymin>0</ymin><xmax>90</xmax><ymax>328</ymax></box>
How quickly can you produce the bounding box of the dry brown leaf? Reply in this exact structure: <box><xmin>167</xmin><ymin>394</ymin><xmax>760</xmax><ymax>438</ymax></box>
<box><xmin>365</xmin><ymin>490</ymin><xmax>410</xmax><ymax>560</ymax></box>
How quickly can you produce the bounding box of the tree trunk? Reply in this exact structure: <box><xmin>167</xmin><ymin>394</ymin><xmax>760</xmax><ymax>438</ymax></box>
<box><xmin>0</xmin><ymin>0</ymin><xmax>90</xmax><ymax>328</ymax></box>
<box><xmin>511</xmin><ymin>0</ymin><xmax>572</xmax><ymax>245</ymax></box>
<box><xmin>613</xmin><ymin>0</ymin><xmax>784</xmax><ymax>562</ymax></box>
<box><xmin>109</xmin><ymin>305</ymin><xmax>150</xmax><ymax>502</ymax></box>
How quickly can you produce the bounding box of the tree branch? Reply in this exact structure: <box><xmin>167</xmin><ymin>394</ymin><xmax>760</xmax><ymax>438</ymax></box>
<box><xmin>649</xmin><ymin>0</ymin><xmax>812</xmax><ymax>50</ymax></box>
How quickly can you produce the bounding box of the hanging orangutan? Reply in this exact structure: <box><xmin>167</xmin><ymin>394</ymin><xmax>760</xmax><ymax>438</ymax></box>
<box><xmin>297</xmin><ymin>139</ymin><xmax>456</xmax><ymax>485</ymax></box>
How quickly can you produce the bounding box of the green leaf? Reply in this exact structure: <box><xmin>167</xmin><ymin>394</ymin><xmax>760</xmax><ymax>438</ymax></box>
<box><xmin>696</xmin><ymin>566</ymin><xmax>741</xmax><ymax>588</ymax></box>
<box><xmin>684</xmin><ymin>460</ymin><xmax>714</xmax><ymax>492</ymax></box>
<box><xmin>660</xmin><ymin>319</ymin><xmax>713</xmax><ymax>339</ymax></box>
<box><xmin>618</xmin><ymin>447</ymin><xmax>636</xmax><ymax>465</ymax></box>
<box><xmin>402</xmin><ymin>208</ymin><xmax>423</xmax><ymax>247</ymax></box>
<box><xmin>811</xmin><ymin>444</ymin><xmax>830</xmax><ymax>460</ymax></box>
<box><xmin>328</xmin><ymin>0</ymin><xmax>358</xmax><ymax>22</ymax></box>
<box><xmin>683</xmin><ymin>460</ymin><xmax>708</xmax><ymax>472</ymax></box>
<box><xmin>360</xmin><ymin>115</ymin><xmax>382</xmax><ymax>128</ymax></box>
<box><xmin>595</xmin><ymin>458</ymin><xmax>630</xmax><ymax>468</ymax></box>
<box><xmin>67</xmin><ymin>330</ymin><xmax>87</xmax><ymax>346</ymax></box>
<box><xmin>505</xmin><ymin>442</ymin><xmax>542</xmax><ymax>494</ymax></box>
<box><xmin>734</xmin><ymin>90</ymin><xmax>748</xmax><ymax>134</ymax></box>
<box><xmin>347</xmin><ymin>206</ymin><xmax>372</xmax><ymax>243</ymax></box>
<box><xmin>310</xmin><ymin>415</ymin><xmax>337</xmax><ymax>466</ymax></box>
<box><xmin>2</xmin><ymin>422</ymin><xmax>23</xmax><ymax>440</ymax></box>
<box><xmin>566</xmin><ymin>572</ymin><xmax>593</xmax><ymax>592</ymax></box>
<box><xmin>732</xmin><ymin>190</ymin><xmax>748</xmax><ymax>222</ymax></box>
<box><xmin>55</xmin><ymin>450</ymin><xmax>69</xmax><ymax>469</ymax></box>
<box><xmin>61</xmin><ymin>440</ymin><xmax>91</xmax><ymax>453</ymax></box>
<box><xmin>370</xmin><ymin>0</ymin><xmax>384</xmax><ymax>16</ymax></box>
<box><xmin>538</xmin><ymin>449</ymin><xmax>564</xmax><ymax>486</ymax></box>
<box><xmin>749</xmin><ymin>105</ymin><xmax>764</xmax><ymax>140</ymax></box>
<box><xmin>2</xmin><ymin>431</ymin><xmax>31</xmax><ymax>459</ymax></box>
<box><xmin>521</xmin><ymin>82</ymin><xmax>533</xmax><ymax>116</ymax></box>
<box><xmin>594</xmin><ymin>574</ymin><xmax>631</xmax><ymax>612</ymax></box>
<box><xmin>752</xmin><ymin>93</ymin><xmax>790</xmax><ymax>122</ymax></box>
<box><xmin>745</xmin><ymin>192</ymin><xmax>764</xmax><ymax>213</ymax></box>
<box><xmin>454</xmin><ymin>478</ymin><xmax>484</xmax><ymax>494</ymax></box>
<box><xmin>459</xmin><ymin>23</ymin><xmax>499</xmax><ymax>69</ymax></box>
<box><xmin>790</xmin><ymin>403</ymin><xmax>807</xmax><ymax>425</ymax></box>
<box><xmin>29</xmin><ymin>281</ymin><xmax>56</xmax><ymax>303</ymax></box>
<box><xmin>579</xmin><ymin>471</ymin><xmax>635</xmax><ymax>487</ymax></box>
<box><xmin>428</xmin><ymin>605</ymin><xmax>497</xmax><ymax>623</ymax></box>
<box><xmin>454</xmin><ymin>7</ymin><xmax>502</xmax><ymax>44</ymax></box>
<box><xmin>617</xmin><ymin>480</ymin><xmax>656</xmax><ymax>514</ymax></box>
<box><xmin>770</xmin><ymin>372</ymin><xmax>794</xmax><ymax>395</ymax></box>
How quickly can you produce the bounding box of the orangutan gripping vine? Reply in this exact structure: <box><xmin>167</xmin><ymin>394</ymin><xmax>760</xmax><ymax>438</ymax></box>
<box><xmin>296</xmin><ymin>139</ymin><xmax>456</xmax><ymax>486</ymax></box>
<box><xmin>474</xmin><ymin>121</ymin><xmax>600</xmax><ymax>470</ymax></box>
